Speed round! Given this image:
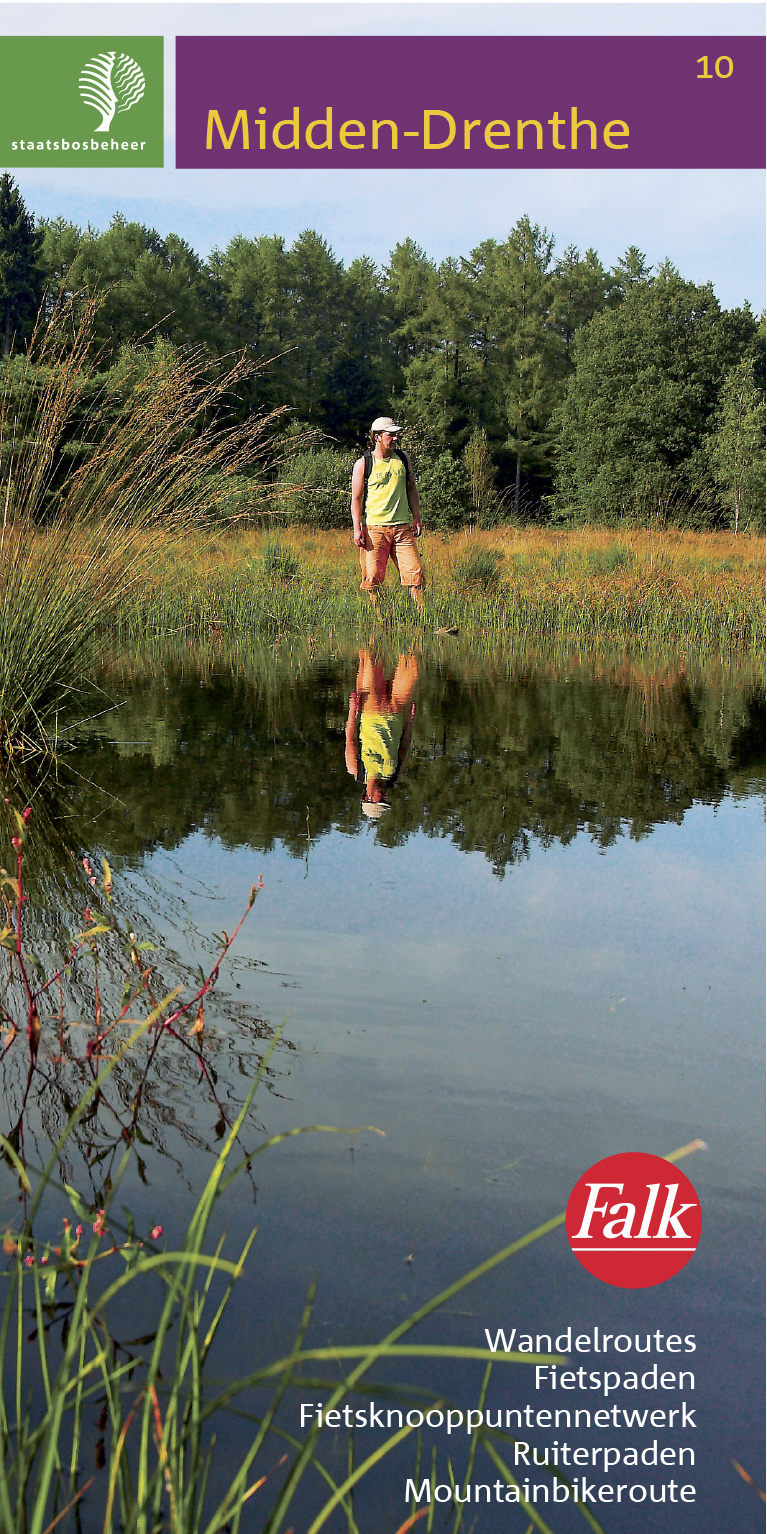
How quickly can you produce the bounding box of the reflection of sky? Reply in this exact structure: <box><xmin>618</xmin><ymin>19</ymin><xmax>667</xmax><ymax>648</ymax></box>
<box><xmin>149</xmin><ymin>794</ymin><xmax>763</xmax><ymax>1165</ymax></box>
<box><xmin>6</xmin><ymin>2</ymin><xmax>765</xmax><ymax>309</ymax></box>
<box><xmin>125</xmin><ymin>791</ymin><xmax>765</xmax><ymax>1528</ymax></box>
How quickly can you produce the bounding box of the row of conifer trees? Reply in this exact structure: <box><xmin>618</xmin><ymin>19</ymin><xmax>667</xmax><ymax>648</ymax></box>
<box><xmin>0</xmin><ymin>173</ymin><xmax>763</xmax><ymax>528</ymax></box>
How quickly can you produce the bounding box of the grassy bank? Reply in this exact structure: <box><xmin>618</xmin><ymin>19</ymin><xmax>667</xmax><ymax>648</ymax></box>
<box><xmin>2</xmin><ymin>521</ymin><xmax>762</xmax><ymax>757</ymax></box>
<box><xmin>113</xmin><ymin>525</ymin><xmax>764</xmax><ymax>651</ymax></box>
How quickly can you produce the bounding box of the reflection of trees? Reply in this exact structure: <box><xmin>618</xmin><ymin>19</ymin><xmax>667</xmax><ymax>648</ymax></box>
<box><xmin>66</xmin><ymin>649</ymin><xmax>763</xmax><ymax>882</ymax></box>
<box><xmin>3</xmin><ymin>646</ymin><xmax>757</xmax><ymax>1177</ymax></box>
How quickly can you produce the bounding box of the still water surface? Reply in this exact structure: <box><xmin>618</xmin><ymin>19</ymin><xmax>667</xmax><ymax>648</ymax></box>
<box><xmin>3</xmin><ymin>643</ymin><xmax>764</xmax><ymax>1530</ymax></box>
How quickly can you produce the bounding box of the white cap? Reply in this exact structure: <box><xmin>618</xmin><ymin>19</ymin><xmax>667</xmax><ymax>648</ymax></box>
<box><xmin>371</xmin><ymin>416</ymin><xmax>402</xmax><ymax>434</ymax></box>
<box><xmin>361</xmin><ymin>799</ymin><xmax>391</xmax><ymax>819</ymax></box>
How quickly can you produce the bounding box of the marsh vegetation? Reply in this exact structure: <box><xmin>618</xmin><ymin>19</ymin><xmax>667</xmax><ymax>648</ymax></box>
<box><xmin>0</xmin><ymin>177</ymin><xmax>762</xmax><ymax>1529</ymax></box>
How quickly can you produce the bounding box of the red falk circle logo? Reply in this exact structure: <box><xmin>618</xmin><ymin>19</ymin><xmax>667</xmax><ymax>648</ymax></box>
<box><xmin>566</xmin><ymin>1152</ymin><xmax>702</xmax><ymax>1288</ymax></box>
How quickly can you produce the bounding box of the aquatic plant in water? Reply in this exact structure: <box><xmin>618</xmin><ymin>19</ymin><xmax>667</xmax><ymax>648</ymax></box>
<box><xmin>0</xmin><ymin>814</ymin><xmax>720</xmax><ymax>1531</ymax></box>
<box><xmin>0</xmin><ymin>799</ymin><xmax>273</xmax><ymax>1185</ymax></box>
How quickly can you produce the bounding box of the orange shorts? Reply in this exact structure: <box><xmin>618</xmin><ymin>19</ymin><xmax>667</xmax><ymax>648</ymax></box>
<box><xmin>359</xmin><ymin>524</ymin><xmax>424</xmax><ymax>591</ymax></box>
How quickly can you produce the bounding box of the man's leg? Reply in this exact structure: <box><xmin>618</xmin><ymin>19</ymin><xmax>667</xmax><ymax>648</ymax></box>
<box><xmin>390</xmin><ymin>653</ymin><xmax>419</xmax><ymax>712</ymax></box>
<box><xmin>391</xmin><ymin>526</ymin><xmax>425</xmax><ymax>609</ymax></box>
<box><xmin>356</xmin><ymin>650</ymin><xmax>375</xmax><ymax>694</ymax></box>
<box><xmin>359</xmin><ymin>527</ymin><xmax>390</xmax><ymax>604</ymax></box>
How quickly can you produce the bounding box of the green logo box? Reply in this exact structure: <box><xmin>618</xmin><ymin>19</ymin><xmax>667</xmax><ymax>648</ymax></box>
<box><xmin>0</xmin><ymin>37</ymin><xmax>163</xmax><ymax>166</ymax></box>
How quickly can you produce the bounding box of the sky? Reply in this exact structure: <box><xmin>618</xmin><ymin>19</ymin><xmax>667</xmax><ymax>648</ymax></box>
<box><xmin>2</xmin><ymin>1</ymin><xmax>764</xmax><ymax>310</ymax></box>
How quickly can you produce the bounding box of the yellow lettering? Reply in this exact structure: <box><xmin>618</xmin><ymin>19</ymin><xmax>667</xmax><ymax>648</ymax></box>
<box><xmin>340</xmin><ymin>119</ymin><xmax>365</xmax><ymax>149</ymax></box>
<box><xmin>255</xmin><ymin>108</ymin><xmax>266</xmax><ymax>150</ymax></box>
<box><xmin>484</xmin><ymin>119</ymin><xmax>510</xmax><ymax>149</ymax></box>
<box><xmin>306</xmin><ymin>108</ymin><xmax>332</xmax><ymax>150</ymax></box>
<box><xmin>517</xmin><ymin>119</ymin><xmax>543</xmax><ymax>150</ymax></box>
<box><xmin>206</xmin><ymin>109</ymin><xmax>249</xmax><ymax>151</ymax></box>
<box><xmin>424</xmin><ymin>110</ymin><xmax>456</xmax><ymax>150</ymax></box>
<box><xmin>372</xmin><ymin>119</ymin><xmax>398</xmax><ymax>149</ymax></box>
<box><xmin>548</xmin><ymin>112</ymin><xmax>566</xmax><ymax>149</ymax></box>
<box><xmin>570</xmin><ymin>108</ymin><xmax>597</xmax><ymax>150</ymax></box>
<box><xmin>273</xmin><ymin>108</ymin><xmax>299</xmax><ymax>150</ymax></box>
<box><xmin>603</xmin><ymin>119</ymin><xmax>629</xmax><ymax>149</ymax></box>
<box><xmin>463</xmin><ymin>118</ymin><xmax>481</xmax><ymax>148</ymax></box>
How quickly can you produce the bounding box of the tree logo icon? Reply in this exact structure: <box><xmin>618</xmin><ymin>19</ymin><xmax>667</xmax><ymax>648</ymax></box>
<box><xmin>79</xmin><ymin>52</ymin><xmax>145</xmax><ymax>132</ymax></box>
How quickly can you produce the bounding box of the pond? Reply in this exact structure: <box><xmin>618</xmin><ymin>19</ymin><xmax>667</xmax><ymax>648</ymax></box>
<box><xmin>1</xmin><ymin>639</ymin><xmax>763</xmax><ymax>1531</ymax></box>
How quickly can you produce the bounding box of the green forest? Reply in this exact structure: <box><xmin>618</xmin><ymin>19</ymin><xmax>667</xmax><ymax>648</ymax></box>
<box><xmin>1</xmin><ymin>173</ymin><xmax>765</xmax><ymax>530</ymax></box>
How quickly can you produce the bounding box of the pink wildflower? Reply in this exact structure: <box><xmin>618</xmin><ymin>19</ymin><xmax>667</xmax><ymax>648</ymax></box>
<box><xmin>24</xmin><ymin>1254</ymin><xmax>33</xmax><ymax>1267</ymax></box>
<box><xmin>21</xmin><ymin>807</ymin><xmax>32</xmax><ymax>824</ymax></box>
<box><xmin>92</xmin><ymin>1209</ymin><xmax>106</xmax><ymax>1236</ymax></box>
<box><xmin>151</xmin><ymin>1226</ymin><xmax>163</xmax><ymax>1240</ymax></box>
<box><xmin>75</xmin><ymin>1225</ymin><xmax>84</xmax><ymax>1239</ymax></box>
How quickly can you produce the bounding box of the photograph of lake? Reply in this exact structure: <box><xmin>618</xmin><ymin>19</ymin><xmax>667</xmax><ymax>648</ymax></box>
<box><xmin>0</xmin><ymin>1</ymin><xmax>763</xmax><ymax>1530</ymax></box>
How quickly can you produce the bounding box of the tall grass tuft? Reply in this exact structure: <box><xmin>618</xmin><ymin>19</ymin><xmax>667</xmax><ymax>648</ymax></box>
<box><xmin>259</xmin><ymin>535</ymin><xmax>301</xmax><ymax>585</ymax></box>
<box><xmin>450</xmin><ymin>541</ymin><xmax>505</xmax><ymax>592</ymax></box>
<box><xmin>0</xmin><ymin>297</ymin><xmax>290</xmax><ymax>755</ymax></box>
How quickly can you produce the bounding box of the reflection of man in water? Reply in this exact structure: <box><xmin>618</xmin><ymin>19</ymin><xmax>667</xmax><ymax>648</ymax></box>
<box><xmin>345</xmin><ymin>651</ymin><xmax>418</xmax><ymax>819</ymax></box>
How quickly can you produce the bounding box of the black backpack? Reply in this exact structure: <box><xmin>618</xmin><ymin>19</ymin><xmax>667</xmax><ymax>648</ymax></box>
<box><xmin>362</xmin><ymin>447</ymin><xmax>410</xmax><ymax>516</ymax></box>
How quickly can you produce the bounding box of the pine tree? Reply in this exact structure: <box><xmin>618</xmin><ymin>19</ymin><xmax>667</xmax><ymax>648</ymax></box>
<box><xmin>476</xmin><ymin>218</ymin><xmax>563</xmax><ymax>515</ymax></box>
<box><xmin>463</xmin><ymin>426</ymin><xmax>498</xmax><ymax>528</ymax></box>
<box><xmin>0</xmin><ymin>175</ymin><xmax>44</xmax><ymax>355</ymax></box>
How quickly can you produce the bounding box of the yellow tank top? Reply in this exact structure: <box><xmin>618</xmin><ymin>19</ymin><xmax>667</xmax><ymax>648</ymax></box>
<box><xmin>365</xmin><ymin>452</ymin><xmax>411</xmax><ymax>526</ymax></box>
<box><xmin>360</xmin><ymin>712</ymin><xmax>404</xmax><ymax>780</ymax></box>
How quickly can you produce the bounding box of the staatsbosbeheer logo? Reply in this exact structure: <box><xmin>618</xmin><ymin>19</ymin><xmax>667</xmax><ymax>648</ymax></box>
<box><xmin>566</xmin><ymin>1152</ymin><xmax>701</xmax><ymax>1289</ymax></box>
<box><xmin>0</xmin><ymin>36</ymin><xmax>163</xmax><ymax>167</ymax></box>
<box><xmin>79</xmin><ymin>53</ymin><xmax>146</xmax><ymax>133</ymax></box>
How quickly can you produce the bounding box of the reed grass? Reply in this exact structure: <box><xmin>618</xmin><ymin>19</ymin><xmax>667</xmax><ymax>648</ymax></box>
<box><xmin>0</xmin><ymin>1067</ymin><xmax>708</xmax><ymax>1531</ymax></box>
<box><xmin>0</xmin><ymin>1062</ymin><xmax>564</xmax><ymax>1534</ymax></box>
<box><xmin>0</xmin><ymin>1046</ymin><xmax>706</xmax><ymax>1532</ymax></box>
<box><xmin>108</xmin><ymin>525</ymin><xmax>765</xmax><ymax>653</ymax></box>
<box><xmin>0</xmin><ymin>300</ymin><xmax>291</xmax><ymax>756</ymax></box>
<box><xmin>0</xmin><ymin>828</ymin><xmax>622</xmax><ymax>1533</ymax></box>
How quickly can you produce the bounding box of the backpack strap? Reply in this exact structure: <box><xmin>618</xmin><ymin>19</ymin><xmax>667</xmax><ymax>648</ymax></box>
<box><xmin>362</xmin><ymin>450</ymin><xmax>374</xmax><ymax>516</ymax></box>
<box><xmin>394</xmin><ymin>446</ymin><xmax>410</xmax><ymax>481</ymax></box>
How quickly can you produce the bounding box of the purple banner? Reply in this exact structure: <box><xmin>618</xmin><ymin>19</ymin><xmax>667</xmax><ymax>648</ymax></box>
<box><xmin>176</xmin><ymin>35</ymin><xmax>764</xmax><ymax>170</ymax></box>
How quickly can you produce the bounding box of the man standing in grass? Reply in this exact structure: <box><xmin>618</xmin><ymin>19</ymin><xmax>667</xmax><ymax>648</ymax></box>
<box><xmin>351</xmin><ymin>417</ymin><xmax>424</xmax><ymax>608</ymax></box>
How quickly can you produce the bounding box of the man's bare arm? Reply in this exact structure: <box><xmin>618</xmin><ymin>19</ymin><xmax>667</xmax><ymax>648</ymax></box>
<box><xmin>345</xmin><ymin>691</ymin><xmax>361</xmax><ymax>776</ymax></box>
<box><xmin>403</xmin><ymin>452</ymin><xmax>422</xmax><ymax>535</ymax></box>
<box><xmin>399</xmin><ymin>700</ymin><xmax>417</xmax><ymax>761</ymax></box>
<box><xmin>351</xmin><ymin>458</ymin><xmax>366</xmax><ymax>547</ymax></box>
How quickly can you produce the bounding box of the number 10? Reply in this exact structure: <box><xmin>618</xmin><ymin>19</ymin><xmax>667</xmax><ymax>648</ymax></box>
<box><xmin>697</xmin><ymin>55</ymin><xmax>734</xmax><ymax>78</ymax></box>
